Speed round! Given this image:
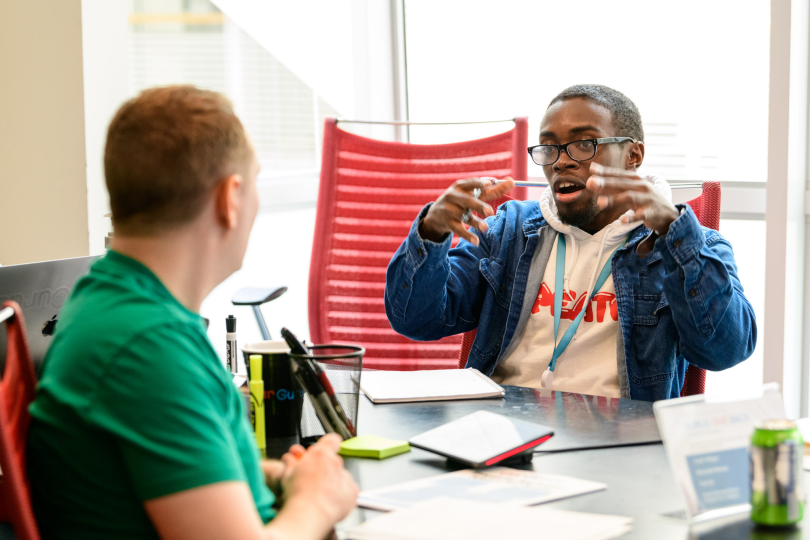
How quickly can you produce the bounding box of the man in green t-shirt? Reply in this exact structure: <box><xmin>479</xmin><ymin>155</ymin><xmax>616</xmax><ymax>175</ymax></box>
<box><xmin>27</xmin><ymin>85</ymin><xmax>358</xmax><ymax>540</ymax></box>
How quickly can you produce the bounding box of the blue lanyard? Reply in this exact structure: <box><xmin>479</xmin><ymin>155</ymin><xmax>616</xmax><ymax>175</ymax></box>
<box><xmin>548</xmin><ymin>233</ymin><xmax>625</xmax><ymax>372</ymax></box>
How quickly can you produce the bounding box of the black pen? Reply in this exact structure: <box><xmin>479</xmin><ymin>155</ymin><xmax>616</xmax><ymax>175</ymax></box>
<box><xmin>281</xmin><ymin>327</ymin><xmax>310</xmax><ymax>355</ymax></box>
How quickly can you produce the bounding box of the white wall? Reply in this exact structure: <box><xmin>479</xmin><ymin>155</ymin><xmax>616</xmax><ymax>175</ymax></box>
<box><xmin>764</xmin><ymin>0</ymin><xmax>809</xmax><ymax>418</ymax></box>
<box><xmin>0</xmin><ymin>0</ymin><xmax>89</xmax><ymax>265</ymax></box>
<box><xmin>82</xmin><ymin>0</ymin><xmax>130</xmax><ymax>255</ymax></box>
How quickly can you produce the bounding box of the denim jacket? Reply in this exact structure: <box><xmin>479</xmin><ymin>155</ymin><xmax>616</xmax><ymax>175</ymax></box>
<box><xmin>384</xmin><ymin>200</ymin><xmax>757</xmax><ymax>401</ymax></box>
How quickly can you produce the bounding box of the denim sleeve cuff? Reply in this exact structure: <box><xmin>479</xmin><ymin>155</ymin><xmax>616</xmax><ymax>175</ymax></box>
<box><xmin>660</xmin><ymin>204</ymin><xmax>705</xmax><ymax>266</ymax></box>
<box><xmin>407</xmin><ymin>203</ymin><xmax>453</xmax><ymax>270</ymax></box>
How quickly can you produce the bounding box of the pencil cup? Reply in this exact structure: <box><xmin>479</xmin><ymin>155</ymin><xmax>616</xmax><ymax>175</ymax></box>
<box><xmin>242</xmin><ymin>341</ymin><xmax>303</xmax><ymax>458</ymax></box>
<box><xmin>288</xmin><ymin>344</ymin><xmax>364</xmax><ymax>446</ymax></box>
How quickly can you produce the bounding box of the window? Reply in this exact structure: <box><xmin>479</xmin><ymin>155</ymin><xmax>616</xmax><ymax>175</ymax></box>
<box><xmin>129</xmin><ymin>0</ymin><xmax>335</xmax><ymax>353</ymax></box>
<box><xmin>129</xmin><ymin>0</ymin><xmax>338</xmax><ymax>207</ymax></box>
<box><xmin>404</xmin><ymin>0</ymin><xmax>769</xmax><ymax>182</ymax></box>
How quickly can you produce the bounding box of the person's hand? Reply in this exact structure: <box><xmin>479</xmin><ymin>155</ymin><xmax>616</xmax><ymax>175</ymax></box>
<box><xmin>282</xmin><ymin>443</ymin><xmax>306</xmax><ymax>466</ymax></box>
<box><xmin>586</xmin><ymin>163</ymin><xmax>679</xmax><ymax>236</ymax></box>
<box><xmin>419</xmin><ymin>177</ymin><xmax>515</xmax><ymax>246</ymax></box>
<box><xmin>281</xmin><ymin>434</ymin><xmax>358</xmax><ymax>528</ymax></box>
<box><xmin>262</xmin><ymin>444</ymin><xmax>306</xmax><ymax>497</ymax></box>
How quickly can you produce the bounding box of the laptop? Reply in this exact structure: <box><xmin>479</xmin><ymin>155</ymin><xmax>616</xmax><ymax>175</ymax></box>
<box><xmin>0</xmin><ymin>256</ymin><xmax>99</xmax><ymax>371</ymax></box>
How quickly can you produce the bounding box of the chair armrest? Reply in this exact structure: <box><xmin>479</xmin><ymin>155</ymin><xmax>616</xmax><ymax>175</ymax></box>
<box><xmin>231</xmin><ymin>286</ymin><xmax>288</xmax><ymax>306</ymax></box>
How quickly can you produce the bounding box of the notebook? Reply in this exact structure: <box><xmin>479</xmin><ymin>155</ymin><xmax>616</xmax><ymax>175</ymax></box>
<box><xmin>347</xmin><ymin>498</ymin><xmax>632</xmax><ymax>540</ymax></box>
<box><xmin>360</xmin><ymin>368</ymin><xmax>504</xmax><ymax>404</ymax></box>
<box><xmin>408</xmin><ymin>411</ymin><xmax>553</xmax><ymax>467</ymax></box>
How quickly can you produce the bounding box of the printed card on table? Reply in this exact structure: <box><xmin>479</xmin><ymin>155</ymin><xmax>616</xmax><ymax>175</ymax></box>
<box><xmin>653</xmin><ymin>384</ymin><xmax>785</xmax><ymax>522</ymax></box>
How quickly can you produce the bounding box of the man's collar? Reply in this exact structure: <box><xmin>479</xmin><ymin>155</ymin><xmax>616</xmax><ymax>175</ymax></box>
<box><xmin>623</xmin><ymin>224</ymin><xmax>653</xmax><ymax>249</ymax></box>
<box><xmin>522</xmin><ymin>203</ymin><xmax>650</xmax><ymax>243</ymax></box>
<box><xmin>522</xmin><ymin>212</ymin><xmax>547</xmax><ymax>236</ymax></box>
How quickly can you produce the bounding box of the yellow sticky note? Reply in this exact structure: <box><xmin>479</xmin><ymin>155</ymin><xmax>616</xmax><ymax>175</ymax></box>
<box><xmin>339</xmin><ymin>435</ymin><xmax>410</xmax><ymax>460</ymax></box>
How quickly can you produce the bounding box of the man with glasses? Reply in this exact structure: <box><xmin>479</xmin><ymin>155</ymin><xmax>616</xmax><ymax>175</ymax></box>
<box><xmin>384</xmin><ymin>84</ymin><xmax>755</xmax><ymax>401</ymax></box>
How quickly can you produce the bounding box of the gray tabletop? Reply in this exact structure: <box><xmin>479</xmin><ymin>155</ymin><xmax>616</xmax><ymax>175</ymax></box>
<box><xmin>338</xmin><ymin>385</ymin><xmax>807</xmax><ymax>539</ymax></box>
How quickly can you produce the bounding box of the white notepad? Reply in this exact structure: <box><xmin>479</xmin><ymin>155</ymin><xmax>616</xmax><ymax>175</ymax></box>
<box><xmin>360</xmin><ymin>368</ymin><xmax>504</xmax><ymax>404</ymax></box>
<box><xmin>347</xmin><ymin>498</ymin><xmax>632</xmax><ymax>540</ymax></box>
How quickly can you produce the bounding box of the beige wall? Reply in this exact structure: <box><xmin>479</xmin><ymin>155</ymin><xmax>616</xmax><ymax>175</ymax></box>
<box><xmin>0</xmin><ymin>0</ymin><xmax>89</xmax><ymax>265</ymax></box>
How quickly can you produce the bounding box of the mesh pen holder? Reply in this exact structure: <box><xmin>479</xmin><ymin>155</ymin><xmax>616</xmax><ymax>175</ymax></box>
<box><xmin>289</xmin><ymin>344</ymin><xmax>364</xmax><ymax>446</ymax></box>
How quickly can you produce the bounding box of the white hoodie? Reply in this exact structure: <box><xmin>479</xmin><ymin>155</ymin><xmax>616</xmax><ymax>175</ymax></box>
<box><xmin>491</xmin><ymin>176</ymin><xmax>672</xmax><ymax>398</ymax></box>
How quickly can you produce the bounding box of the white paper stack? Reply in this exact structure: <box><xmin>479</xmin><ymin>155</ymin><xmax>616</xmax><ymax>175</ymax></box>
<box><xmin>358</xmin><ymin>467</ymin><xmax>607</xmax><ymax>511</ymax></box>
<box><xmin>360</xmin><ymin>368</ymin><xmax>504</xmax><ymax>403</ymax></box>
<box><xmin>346</xmin><ymin>498</ymin><xmax>632</xmax><ymax>540</ymax></box>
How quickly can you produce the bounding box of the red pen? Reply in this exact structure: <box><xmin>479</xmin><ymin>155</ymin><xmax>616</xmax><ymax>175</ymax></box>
<box><xmin>309</xmin><ymin>360</ymin><xmax>356</xmax><ymax>437</ymax></box>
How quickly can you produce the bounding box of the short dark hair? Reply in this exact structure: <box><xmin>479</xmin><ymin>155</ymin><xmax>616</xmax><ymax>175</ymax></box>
<box><xmin>548</xmin><ymin>84</ymin><xmax>644</xmax><ymax>143</ymax></box>
<box><xmin>104</xmin><ymin>85</ymin><xmax>250</xmax><ymax>235</ymax></box>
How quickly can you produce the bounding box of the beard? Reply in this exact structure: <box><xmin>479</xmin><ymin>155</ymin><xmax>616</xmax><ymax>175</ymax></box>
<box><xmin>557</xmin><ymin>196</ymin><xmax>600</xmax><ymax>229</ymax></box>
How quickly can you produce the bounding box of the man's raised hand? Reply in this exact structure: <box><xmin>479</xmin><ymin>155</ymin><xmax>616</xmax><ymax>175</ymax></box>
<box><xmin>586</xmin><ymin>164</ymin><xmax>679</xmax><ymax>236</ymax></box>
<box><xmin>419</xmin><ymin>177</ymin><xmax>515</xmax><ymax>246</ymax></box>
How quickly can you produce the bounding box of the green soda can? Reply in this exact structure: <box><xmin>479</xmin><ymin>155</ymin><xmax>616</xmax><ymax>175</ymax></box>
<box><xmin>750</xmin><ymin>419</ymin><xmax>805</xmax><ymax>526</ymax></box>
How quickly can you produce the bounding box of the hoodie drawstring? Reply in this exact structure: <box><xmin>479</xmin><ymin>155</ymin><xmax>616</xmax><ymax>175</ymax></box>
<box><xmin>562</xmin><ymin>235</ymin><xmax>579</xmax><ymax>302</ymax></box>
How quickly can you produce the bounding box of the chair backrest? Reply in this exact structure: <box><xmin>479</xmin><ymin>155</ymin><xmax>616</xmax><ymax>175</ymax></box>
<box><xmin>679</xmin><ymin>181</ymin><xmax>721</xmax><ymax>397</ymax></box>
<box><xmin>458</xmin><ymin>182</ymin><xmax>722</xmax><ymax>399</ymax></box>
<box><xmin>0</xmin><ymin>301</ymin><xmax>40</xmax><ymax>540</ymax></box>
<box><xmin>309</xmin><ymin>118</ymin><xmax>529</xmax><ymax>370</ymax></box>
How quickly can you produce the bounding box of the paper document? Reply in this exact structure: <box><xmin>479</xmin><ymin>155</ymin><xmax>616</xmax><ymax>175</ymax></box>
<box><xmin>360</xmin><ymin>368</ymin><xmax>504</xmax><ymax>404</ymax></box>
<box><xmin>357</xmin><ymin>467</ymin><xmax>606</xmax><ymax>512</ymax></box>
<box><xmin>347</xmin><ymin>498</ymin><xmax>632</xmax><ymax>540</ymax></box>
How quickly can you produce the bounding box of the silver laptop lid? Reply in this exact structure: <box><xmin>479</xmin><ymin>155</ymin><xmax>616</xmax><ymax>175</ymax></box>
<box><xmin>0</xmin><ymin>256</ymin><xmax>99</xmax><ymax>371</ymax></box>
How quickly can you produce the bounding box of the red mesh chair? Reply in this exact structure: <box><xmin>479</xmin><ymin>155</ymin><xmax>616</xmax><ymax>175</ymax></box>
<box><xmin>309</xmin><ymin>118</ymin><xmax>529</xmax><ymax>370</ymax></box>
<box><xmin>679</xmin><ymin>181</ymin><xmax>721</xmax><ymax>396</ymax></box>
<box><xmin>0</xmin><ymin>301</ymin><xmax>41</xmax><ymax>540</ymax></box>
<box><xmin>457</xmin><ymin>181</ymin><xmax>721</xmax><ymax>398</ymax></box>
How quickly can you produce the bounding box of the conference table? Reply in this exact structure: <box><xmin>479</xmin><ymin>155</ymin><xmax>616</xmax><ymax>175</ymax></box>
<box><xmin>336</xmin><ymin>385</ymin><xmax>808</xmax><ymax>539</ymax></box>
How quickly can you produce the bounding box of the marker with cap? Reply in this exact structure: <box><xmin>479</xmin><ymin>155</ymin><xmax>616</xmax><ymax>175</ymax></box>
<box><xmin>249</xmin><ymin>354</ymin><xmax>266</xmax><ymax>457</ymax></box>
<box><xmin>225</xmin><ymin>315</ymin><xmax>237</xmax><ymax>374</ymax></box>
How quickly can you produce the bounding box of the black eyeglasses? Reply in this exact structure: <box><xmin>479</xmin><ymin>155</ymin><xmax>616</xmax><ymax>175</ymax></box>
<box><xmin>527</xmin><ymin>137</ymin><xmax>637</xmax><ymax>166</ymax></box>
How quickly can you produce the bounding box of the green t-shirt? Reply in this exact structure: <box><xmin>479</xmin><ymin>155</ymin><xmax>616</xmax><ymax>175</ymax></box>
<box><xmin>27</xmin><ymin>251</ymin><xmax>275</xmax><ymax>539</ymax></box>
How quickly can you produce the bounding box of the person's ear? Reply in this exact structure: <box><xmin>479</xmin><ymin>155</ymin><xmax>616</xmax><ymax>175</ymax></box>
<box><xmin>627</xmin><ymin>141</ymin><xmax>645</xmax><ymax>170</ymax></box>
<box><xmin>214</xmin><ymin>174</ymin><xmax>243</xmax><ymax>230</ymax></box>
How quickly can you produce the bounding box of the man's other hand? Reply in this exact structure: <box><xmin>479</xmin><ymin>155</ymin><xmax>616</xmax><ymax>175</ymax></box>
<box><xmin>281</xmin><ymin>434</ymin><xmax>358</xmax><ymax>527</ymax></box>
<box><xmin>262</xmin><ymin>443</ymin><xmax>306</xmax><ymax>498</ymax></box>
<box><xmin>419</xmin><ymin>177</ymin><xmax>515</xmax><ymax>247</ymax></box>
<box><xmin>586</xmin><ymin>164</ymin><xmax>679</xmax><ymax>236</ymax></box>
<box><xmin>144</xmin><ymin>434</ymin><xmax>358</xmax><ymax>540</ymax></box>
